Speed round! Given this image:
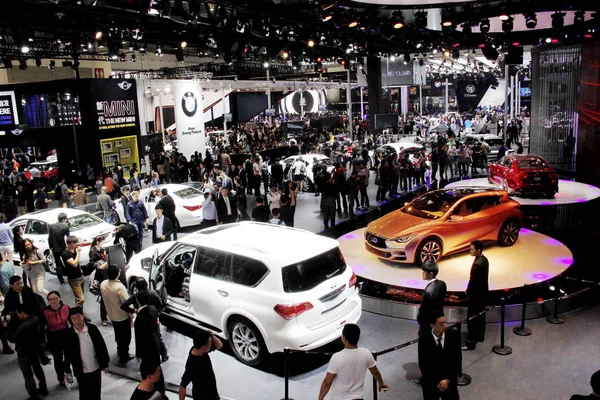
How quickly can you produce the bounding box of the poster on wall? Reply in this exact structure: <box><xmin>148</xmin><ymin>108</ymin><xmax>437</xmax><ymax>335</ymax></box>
<box><xmin>89</xmin><ymin>79</ymin><xmax>138</xmax><ymax>130</ymax></box>
<box><xmin>0</xmin><ymin>91</ymin><xmax>20</xmax><ymax>126</ymax></box>
<box><xmin>172</xmin><ymin>80</ymin><xmax>206</xmax><ymax>160</ymax></box>
<box><xmin>99</xmin><ymin>135</ymin><xmax>139</xmax><ymax>179</ymax></box>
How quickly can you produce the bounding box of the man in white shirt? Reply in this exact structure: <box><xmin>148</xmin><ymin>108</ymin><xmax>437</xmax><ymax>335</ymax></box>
<box><xmin>200</xmin><ymin>192</ymin><xmax>218</xmax><ymax>228</ymax></box>
<box><xmin>292</xmin><ymin>156</ymin><xmax>307</xmax><ymax>193</ymax></box>
<box><xmin>318</xmin><ymin>324</ymin><xmax>388</xmax><ymax>400</ymax></box>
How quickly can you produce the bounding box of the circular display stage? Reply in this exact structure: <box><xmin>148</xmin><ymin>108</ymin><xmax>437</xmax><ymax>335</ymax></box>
<box><xmin>444</xmin><ymin>178</ymin><xmax>600</xmax><ymax>206</ymax></box>
<box><xmin>338</xmin><ymin>228</ymin><xmax>573</xmax><ymax>292</ymax></box>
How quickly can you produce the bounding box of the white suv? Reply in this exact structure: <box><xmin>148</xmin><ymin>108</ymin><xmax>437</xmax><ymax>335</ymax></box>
<box><xmin>126</xmin><ymin>222</ymin><xmax>361</xmax><ymax>365</ymax></box>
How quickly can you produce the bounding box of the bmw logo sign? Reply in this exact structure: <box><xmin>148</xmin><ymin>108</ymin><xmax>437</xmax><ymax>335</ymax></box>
<box><xmin>182</xmin><ymin>92</ymin><xmax>197</xmax><ymax>117</ymax></box>
<box><xmin>466</xmin><ymin>84</ymin><xmax>476</xmax><ymax>94</ymax></box>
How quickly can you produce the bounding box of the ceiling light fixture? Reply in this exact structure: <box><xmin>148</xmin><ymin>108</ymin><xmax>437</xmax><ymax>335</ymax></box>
<box><xmin>95</xmin><ymin>31</ymin><xmax>103</xmax><ymax>40</ymax></box>
<box><xmin>392</xmin><ymin>11</ymin><xmax>404</xmax><ymax>29</ymax></box>
<box><xmin>551</xmin><ymin>11</ymin><xmax>566</xmax><ymax>30</ymax></box>
<box><xmin>441</xmin><ymin>10</ymin><xmax>453</xmax><ymax>27</ymax></box>
<box><xmin>524</xmin><ymin>13</ymin><xmax>537</xmax><ymax>29</ymax></box>
<box><xmin>180</xmin><ymin>40</ymin><xmax>188</xmax><ymax>49</ymax></box>
<box><xmin>348</xmin><ymin>15</ymin><xmax>359</xmax><ymax>28</ymax></box>
<box><xmin>414</xmin><ymin>10</ymin><xmax>428</xmax><ymax>30</ymax></box>
<box><xmin>502</xmin><ymin>17</ymin><xmax>514</xmax><ymax>34</ymax></box>
<box><xmin>480</xmin><ymin>19</ymin><xmax>490</xmax><ymax>33</ymax></box>
<box><xmin>307</xmin><ymin>39</ymin><xmax>315</xmax><ymax>47</ymax></box>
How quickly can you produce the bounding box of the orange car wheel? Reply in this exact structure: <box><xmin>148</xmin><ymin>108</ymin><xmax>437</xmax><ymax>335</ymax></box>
<box><xmin>498</xmin><ymin>219</ymin><xmax>520</xmax><ymax>247</ymax></box>
<box><xmin>416</xmin><ymin>238</ymin><xmax>442</xmax><ymax>266</ymax></box>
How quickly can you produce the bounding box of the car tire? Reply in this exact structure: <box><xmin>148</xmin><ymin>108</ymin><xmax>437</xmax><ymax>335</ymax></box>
<box><xmin>498</xmin><ymin>219</ymin><xmax>520</xmax><ymax>247</ymax></box>
<box><xmin>228</xmin><ymin>317</ymin><xmax>267</xmax><ymax>366</ymax></box>
<box><xmin>302</xmin><ymin>177</ymin><xmax>312</xmax><ymax>192</ymax></box>
<box><xmin>416</xmin><ymin>238</ymin><xmax>443</xmax><ymax>266</ymax></box>
<box><xmin>45</xmin><ymin>250</ymin><xmax>57</xmax><ymax>275</ymax></box>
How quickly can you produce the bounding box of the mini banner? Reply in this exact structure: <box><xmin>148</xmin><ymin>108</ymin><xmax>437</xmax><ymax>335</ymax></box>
<box><xmin>89</xmin><ymin>79</ymin><xmax>138</xmax><ymax>130</ymax></box>
<box><xmin>172</xmin><ymin>81</ymin><xmax>206</xmax><ymax>159</ymax></box>
<box><xmin>0</xmin><ymin>91</ymin><xmax>19</xmax><ymax>126</ymax></box>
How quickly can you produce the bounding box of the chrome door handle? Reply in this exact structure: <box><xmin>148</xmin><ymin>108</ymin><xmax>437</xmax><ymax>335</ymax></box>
<box><xmin>217</xmin><ymin>289</ymin><xmax>229</xmax><ymax>297</ymax></box>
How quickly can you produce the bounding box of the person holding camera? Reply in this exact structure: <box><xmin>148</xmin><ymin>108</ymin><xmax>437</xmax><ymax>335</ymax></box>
<box><xmin>61</xmin><ymin>236</ymin><xmax>86</xmax><ymax>311</ymax></box>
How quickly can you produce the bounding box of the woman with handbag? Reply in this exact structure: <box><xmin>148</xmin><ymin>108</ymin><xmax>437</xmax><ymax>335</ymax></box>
<box><xmin>89</xmin><ymin>236</ymin><xmax>109</xmax><ymax>326</ymax></box>
<box><xmin>21</xmin><ymin>238</ymin><xmax>49</xmax><ymax>297</ymax></box>
<box><xmin>43</xmin><ymin>291</ymin><xmax>71</xmax><ymax>387</ymax></box>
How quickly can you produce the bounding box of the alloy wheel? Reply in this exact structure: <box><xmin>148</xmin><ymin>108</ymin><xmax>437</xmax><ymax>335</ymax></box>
<box><xmin>500</xmin><ymin>221</ymin><xmax>520</xmax><ymax>246</ymax></box>
<box><xmin>46</xmin><ymin>252</ymin><xmax>56</xmax><ymax>275</ymax></box>
<box><xmin>420</xmin><ymin>240</ymin><xmax>441</xmax><ymax>263</ymax></box>
<box><xmin>231</xmin><ymin>322</ymin><xmax>260</xmax><ymax>363</ymax></box>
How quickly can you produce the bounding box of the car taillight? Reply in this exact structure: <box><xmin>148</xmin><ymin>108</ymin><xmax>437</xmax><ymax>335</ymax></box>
<box><xmin>349</xmin><ymin>272</ymin><xmax>357</xmax><ymax>288</ymax></box>
<box><xmin>274</xmin><ymin>302</ymin><xmax>314</xmax><ymax>320</ymax></box>
<box><xmin>183</xmin><ymin>205</ymin><xmax>202</xmax><ymax>211</ymax></box>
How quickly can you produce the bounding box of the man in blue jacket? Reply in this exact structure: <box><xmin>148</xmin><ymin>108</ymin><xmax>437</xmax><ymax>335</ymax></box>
<box><xmin>126</xmin><ymin>191</ymin><xmax>149</xmax><ymax>242</ymax></box>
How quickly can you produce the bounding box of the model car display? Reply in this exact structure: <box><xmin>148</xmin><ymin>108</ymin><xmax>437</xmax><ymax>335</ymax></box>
<box><xmin>364</xmin><ymin>188</ymin><xmax>523</xmax><ymax>265</ymax></box>
<box><xmin>280</xmin><ymin>153</ymin><xmax>335</xmax><ymax>192</ymax></box>
<box><xmin>24</xmin><ymin>159</ymin><xmax>59</xmax><ymax>181</ymax></box>
<box><xmin>488</xmin><ymin>154</ymin><xmax>559</xmax><ymax>198</ymax></box>
<box><xmin>368</xmin><ymin>141</ymin><xmax>426</xmax><ymax>169</ymax></box>
<box><xmin>115</xmin><ymin>183</ymin><xmax>205</xmax><ymax>227</ymax></box>
<box><xmin>126</xmin><ymin>222</ymin><xmax>361</xmax><ymax>366</ymax></box>
<box><xmin>459</xmin><ymin>134</ymin><xmax>505</xmax><ymax>162</ymax></box>
<box><xmin>9</xmin><ymin>208</ymin><xmax>116</xmax><ymax>274</ymax></box>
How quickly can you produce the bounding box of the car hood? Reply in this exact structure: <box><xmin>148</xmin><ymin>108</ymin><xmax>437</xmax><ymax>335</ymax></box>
<box><xmin>366</xmin><ymin>209</ymin><xmax>436</xmax><ymax>239</ymax></box>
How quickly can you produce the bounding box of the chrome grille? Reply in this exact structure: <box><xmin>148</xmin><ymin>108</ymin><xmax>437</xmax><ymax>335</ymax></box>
<box><xmin>365</xmin><ymin>232</ymin><xmax>387</xmax><ymax>249</ymax></box>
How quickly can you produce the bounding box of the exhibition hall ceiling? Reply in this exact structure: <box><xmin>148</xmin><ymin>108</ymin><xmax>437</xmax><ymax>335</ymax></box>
<box><xmin>0</xmin><ymin>0</ymin><xmax>598</xmax><ymax>71</ymax></box>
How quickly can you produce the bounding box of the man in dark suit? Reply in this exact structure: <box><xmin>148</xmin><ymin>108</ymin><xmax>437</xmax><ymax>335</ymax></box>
<box><xmin>418</xmin><ymin>310</ymin><xmax>461</xmax><ymax>400</ymax></box>
<box><xmin>152</xmin><ymin>204</ymin><xmax>174</xmax><ymax>243</ymax></box>
<box><xmin>48</xmin><ymin>212</ymin><xmax>70</xmax><ymax>285</ymax></box>
<box><xmin>158</xmin><ymin>187</ymin><xmax>179</xmax><ymax>240</ymax></box>
<box><xmin>418</xmin><ymin>261</ymin><xmax>448</xmax><ymax>337</ymax></box>
<box><xmin>216</xmin><ymin>187</ymin><xmax>237</xmax><ymax>224</ymax></box>
<box><xmin>120</xmin><ymin>185</ymin><xmax>132</xmax><ymax>213</ymax></box>
<box><xmin>571</xmin><ymin>370</ymin><xmax>600</xmax><ymax>399</ymax></box>
<box><xmin>134</xmin><ymin>290</ymin><xmax>165</xmax><ymax>396</ymax></box>
<box><xmin>129</xmin><ymin>171</ymin><xmax>142</xmax><ymax>190</ymax></box>
<box><xmin>271</xmin><ymin>158</ymin><xmax>284</xmax><ymax>188</ymax></box>
<box><xmin>463</xmin><ymin>240</ymin><xmax>489</xmax><ymax>351</ymax></box>
<box><xmin>63</xmin><ymin>307</ymin><xmax>109</xmax><ymax>400</ymax></box>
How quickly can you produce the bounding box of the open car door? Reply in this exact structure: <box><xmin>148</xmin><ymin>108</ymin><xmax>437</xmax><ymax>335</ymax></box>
<box><xmin>149</xmin><ymin>248</ymin><xmax>167</xmax><ymax>305</ymax></box>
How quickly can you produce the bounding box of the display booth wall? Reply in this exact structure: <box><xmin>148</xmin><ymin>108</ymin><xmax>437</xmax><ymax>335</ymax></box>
<box><xmin>0</xmin><ymin>78</ymin><xmax>142</xmax><ymax>184</ymax></box>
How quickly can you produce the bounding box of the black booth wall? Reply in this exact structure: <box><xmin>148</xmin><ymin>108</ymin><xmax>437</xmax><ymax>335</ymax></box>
<box><xmin>230</xmin><ymin>92</ymin><xmax>285</xmax><ymax>123</ymax></box>
<box><xmin>0</xmin><ymin>78</ymin><xmax>141</xmax><ymax>184</ymax></box>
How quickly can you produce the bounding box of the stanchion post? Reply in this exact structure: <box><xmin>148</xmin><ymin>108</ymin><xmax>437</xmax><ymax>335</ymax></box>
<box><xmin>546</xmin><ymin>282</ymin><xmax>565</xmax><ymax>324</ymax></box>
<box><xmin>280</xmin><ymin>347</ymin><xmax>294</xmax><ymax>400</ymax></box>
<box><xmin>492</xmin><ymin>298</ymin><xmax>513</xmax><ymax>355</ymax></box>
<box><xmin>372</xmin><ymin>353</ymin><xmax>378</xmax><ymax>400</ymax></box>
<box><xmin>455</xmin><ymin>322</ymin><xmax>472</xmax><ymax>386</ymax></box>
<box><xmin>513</xmin><ymin>285</ymin><xmax>532</xmax><ymax>336</ymax></box>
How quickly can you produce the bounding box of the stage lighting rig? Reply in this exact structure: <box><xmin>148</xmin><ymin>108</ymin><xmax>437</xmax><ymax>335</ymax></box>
<box><xmin>414</xmin><ymin>10</ymin><xmax>428</xmax><ymax>30</ymax></box>
<box><xmin>480</xmin><ymin>19</ymin><xmax>491</xmax><ymax>33</ymax></box>
<box><xmin>551</xmin><ymin>12</ymin><xmax>566</xmax><ymax>30</ymax></box>
<box><xmin>524</xmin><ymin>13</ymin><xmax>537</xmax><ymax>29</ymax></box>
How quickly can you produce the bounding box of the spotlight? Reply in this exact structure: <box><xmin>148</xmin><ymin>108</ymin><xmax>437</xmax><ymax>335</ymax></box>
<box><xmin>95</xmin><ymin>30</ymin><xmax>103</xmax><ymax>40</ymax></box>
<box><xmin>512</xmin><ymin>40</ymin><xmax>521</xmax><ymax>47</ymax></box>
<box><xmin>322</xmin><ymin>8</ymin><xmax>333</xmax><ymax>22</ymax></box>
<box><xmin>280</xmin><ymin>49</ymin><xmax>289</xmax><ymax>60</ymax></box>
<box><xmin>48</xmin><ymin>60</ymin><xmax>55</xmax><ymax>69</ymax></box>
<box><xmin>574</xmin><ymin>10</ymin><xmax>585</xmax><ymax>26</ymax></box>
<box><xmin>441</xmin><ymin>10</ymin><xmax>453</xmax><ymax>27</ymax></box>
<box><xmin>480</xmin><ymin>19</ymin><xmax>490</xmax><ymax>33</ymax></box>
<box><xmin>551</xmin><ymin>12</ymin><xmax>566</xmax><ymax>30</ymax></box>
<box><xmin>348</xmin><ymin>14</ymin><xmax>359</xmax><ymax>28</ymax></box>
<box><xmin>502</xmin><ymin>17</ymin><xmax>514</xmax><ymax>34</ymax></box>
<box><xmin>481</xmin><ymin>46</ymin><xmax>499</xmax><ymax>61</ymax></box>
<box><xmin>180</xmin><ymin>40</ymin><xmax>187</xmax><ymax>49</ymax></box>
<box><xmin>392</xmin><ymin>11</ymin><xmax>404</xmax><ymax>29</ymax></box>
<box><xmin>414</xmin><ymin>10</ymin><xmax>427</xmax><ymax>30</ymax></box>
<box><xmin>524</xmin><ymin>13</ymin><xmax>537</xmax><ymax>29</ymax></box>
<box><xmin>499</xmin><ymin>11</ymin><xmax>510</xmax><ymax>21</ymax></box>
<box><xmin>263</xmin><ymin>61</ymin><xmax>269</xmax><ymax>68</ymax></box>
<box><xmin>307</xmin><ymin>39</ymin><xmax>315</xmax><ymax>47</ymax></box>
<box><xmin>545</xmin><ymin>37</ymin><xmax>552</xmax><ymax>43</ymax></box>
<box><xmin>21</xmin><ymin>43</ymin><xmax>30</xmax><ymax>54</ymax></box>
<box><xmin>443</xmin><ymin>49</ymin><xmax>450</xmax><ymax>57</ymax></box>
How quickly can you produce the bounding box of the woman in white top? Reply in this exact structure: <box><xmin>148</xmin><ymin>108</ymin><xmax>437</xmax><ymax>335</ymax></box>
<box><xmin>21</xmin><ymin>238</ymin><xmax>49</xmax><ymax>297</ymax></box>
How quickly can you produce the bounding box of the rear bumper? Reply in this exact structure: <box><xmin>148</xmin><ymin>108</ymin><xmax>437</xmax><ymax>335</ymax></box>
<box><xmin>265</xmin><ymin>292</ymin><xmax>362</xmax><ymax>353</ymax></box>
<box><xmin>514</xmin><ymin>183</ymin><xmax>559</xmax><ymax>195</ymax></box>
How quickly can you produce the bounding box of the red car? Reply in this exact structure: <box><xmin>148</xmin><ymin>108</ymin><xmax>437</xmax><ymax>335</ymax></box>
<box><xmin>24</xmin><ymin>159</ymin><xmax>59</xmax><ymax>181</ymax></box>
<box><xmin>488</xmin><ymin>154</ymin><xmax>559</xmax><ymax>198</ymax></box>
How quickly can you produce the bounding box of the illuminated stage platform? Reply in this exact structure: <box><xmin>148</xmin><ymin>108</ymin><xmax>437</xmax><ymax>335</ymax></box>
<box><xmin>338</xmin><ymin>228</ymin><xmax>573</xmax><ymax>292</ymax></box>
<box><xmin>337</xmin><ymin>228</ymin><xmax>582</xmax><ymax>322</ymax></box>
<box><xmin>444</xmin><ymin>178</ymin><xmax>600</xmax><ymax>206</ymax></box>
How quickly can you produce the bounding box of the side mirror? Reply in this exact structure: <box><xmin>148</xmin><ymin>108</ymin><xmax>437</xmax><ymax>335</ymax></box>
<box><xmin>449</xmin><ymin>215</ymin><xmax>464</xmax><ymax>221</ymax></box>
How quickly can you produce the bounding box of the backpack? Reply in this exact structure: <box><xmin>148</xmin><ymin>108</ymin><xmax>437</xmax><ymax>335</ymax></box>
<box><xmin>54</xmin><ymin>184</ymin><xmax>63</xmax><ymax>201</ymax></box>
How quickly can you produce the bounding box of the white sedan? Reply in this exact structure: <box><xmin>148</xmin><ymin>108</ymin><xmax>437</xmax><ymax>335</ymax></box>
<box><xmin>10</xmin><ymin>208</ymin><xmax>116</xmax><ymax>274</ymax></box>
<box><xmin>116</xmin><ymin>183</ymin><xmax>204</xmax><ymax>228</ymax></box>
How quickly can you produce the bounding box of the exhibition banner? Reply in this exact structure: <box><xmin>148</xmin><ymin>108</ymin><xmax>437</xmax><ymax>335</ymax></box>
<box><xmin>454</xmin><ymin>81</ymin><xmax>490</xmax><ymax>112</ymax></box>
<box><xmin>381</xmin><ymin>59</ymin><xmax>413</xmax><ymax>86</ymax></box>
<box><xmin>0</xmin><ymin>91</ymin><xmax>19</xmax><ymax>126</ymax></box>
<box><xmin>88</xmin><ymin>79</ymin><xmax>139</xmax><ymax>130</ymax></box>
<box><xmin>172</xmin><ymin>80</ymin><xmax>206</xmax><ymax>159</ymax></box>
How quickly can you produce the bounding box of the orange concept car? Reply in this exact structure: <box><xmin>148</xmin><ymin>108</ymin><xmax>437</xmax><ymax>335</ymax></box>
<box><xmin>364</xmin><ymin>188</ymin><xmax>523</xmax><ymax>265</ymax></box>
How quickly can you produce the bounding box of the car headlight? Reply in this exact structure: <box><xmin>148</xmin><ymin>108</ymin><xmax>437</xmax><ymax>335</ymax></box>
<box><xmin>393</xmin><ymin>234</ymin><xmax>417</xmax><ymax>243</ymax></box>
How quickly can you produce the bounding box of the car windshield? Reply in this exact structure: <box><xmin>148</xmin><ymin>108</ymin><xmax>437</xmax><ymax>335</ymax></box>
<box><xmin>315</xmin><ymin>158</ymin><xmax>333</xmax><ymax>166</ymax></box>
<box><xmin>517</xmin><ymin>158</ymin><xmax>549</xmax><ymax>169</ymax></box>
<box><xmin>403</xmin><ymin>191</ymin><xmax>461</xmax><ymax>219</ymax></box>
<box><xmin>282</xmin><ymin>247</ymin><xmax>346</xmax><ymax>293</ymax></box>
<box><xmin>67</xmin><ymin>214</ymin><xmax>103</xmax><ymax>231</ymax></box>
<box><xmin>484</xmin><ymin>139</ymin><xmax>504</xmax><ymax>147</ymax></box>
<box><xmin>174</xmin><ymin>187</ymin><xmax>203</xmax><ymax>199</ymax></box>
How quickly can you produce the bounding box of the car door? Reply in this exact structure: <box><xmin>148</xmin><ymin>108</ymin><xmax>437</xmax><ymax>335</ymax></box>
<box><xmin>159</xmin><ymin>244</ymin><xmax>197</xmax><ymax>316</ymax></box>
<box><xmin>149</xmin><ymin>247</ymin><xmax>167</xmax><ymax>306</ymax></box>
<box><xmin>444</xmin><ymin>198</ymin><xmax>488</xmax><ymax>251</ymax></box>
<box><xmin>189</xmin><ymin>247</ymin><xmax>235</xmax><ymax>333</ymax></box>
<box><xmin>24</xmin><ymin>219</ymin><xmax>50</xmax><ymax>253</ymax></box>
